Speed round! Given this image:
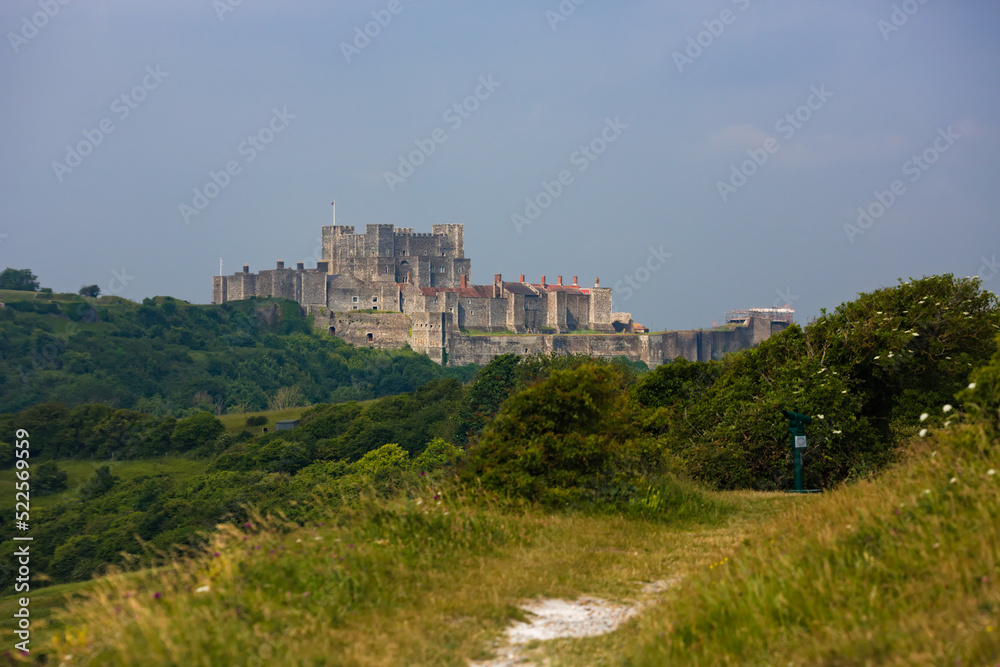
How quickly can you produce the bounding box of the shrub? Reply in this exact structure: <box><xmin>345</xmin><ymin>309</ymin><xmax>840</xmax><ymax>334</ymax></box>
<box><xmin>459</xmin><ymin>364</ymin><xmax>641</xmax><ymax>506</ymax></box>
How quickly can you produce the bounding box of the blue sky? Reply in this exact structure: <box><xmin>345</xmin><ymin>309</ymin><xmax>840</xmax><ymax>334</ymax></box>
<box><xmin>2</xmin><ymin>0</ymin><xmax>998</xmax><ymax>330</ymax></box>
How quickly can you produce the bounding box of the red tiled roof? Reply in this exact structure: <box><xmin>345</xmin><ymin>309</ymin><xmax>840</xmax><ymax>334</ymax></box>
<box><xmin>530</xmin><ymin>284</ymin><xmax>588</xmax><ymax>295</ymax></box>
<box><xmin>502</xmin><ymin>282</ymin><xmax>537</xmax><ymax>296</ymax></box>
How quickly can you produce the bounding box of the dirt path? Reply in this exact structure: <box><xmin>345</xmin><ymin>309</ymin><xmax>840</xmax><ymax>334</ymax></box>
<box><xmin>470</xmin><ymin>578</ymin><xmax>678</xmax><ymax>666</ymax></box>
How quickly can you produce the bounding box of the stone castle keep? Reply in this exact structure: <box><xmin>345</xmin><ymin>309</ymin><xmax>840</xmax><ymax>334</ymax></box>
<box><xmin>213</xmin><ymin>221</ymin><xmax>788</xmax><ymax>366</ymax></box>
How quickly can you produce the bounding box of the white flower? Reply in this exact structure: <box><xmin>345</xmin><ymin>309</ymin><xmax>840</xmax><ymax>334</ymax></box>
<box><xmin>919</xmin><ymin>429</ymin><xmax>928</xmax><ymax>437</ymax></box>
<box><xmin>888</xmin><ymin>352</ymin><xmax>894</xmax><ymax>358</ymax></box>
<box><xmin>949</xmin><ymin>477</ymin><xmax>958</xmax><ymax>484</ymax></box>
<box><xmin>968</xmin><ymin>383</ymin><xmax>976</xmax><ymax>390</ymax></box>
<box><xmin>195</xmin><ymin>585</ymin><xmax>211</xmax><ymax>594</ymax></box>
<box><xmin>874</xmin><ymin>355</ymin><xmax>881</xmax><ymax>360</ymax></box>
<box><xmin>943</xmin><ymin>404</ymin><xmax>953</xmax><ymax>413</ymax></box>
<box><xmin>920</xmin><ymin>413</ymin><xmax>929</xmax><ymax>422</ymax></box>
<box><xmin>817</xmin><ymin>414</ymin><xmax>825</xmax><ymax>419</ymax></box>
<box><xmin>944</xmin><ymin>420</ymin><xmax>951</xmax><ymax>427</ymax></box>
<box><xmin>832</xmin><ymin>430</ymin><xmax>842</xmax><ymax>434</ymax></box>
<box><xmin>842</xmin><ymin>390</ymin><xmax>848</xmax><ymax>394</ymax></box>
<box><xmin>987</xmin><ymin>469</ymin><xmax>996</xmax><ymax>476</ymax></box>
<box><xmin>912</xmin><ymin>332</ymin><xmax>920</xmax><ymax>337</ymax></box>
<box><xmin>922</xmin><ymin>489</ymin><xmax>931</xmax><ymax>495</ymax></box>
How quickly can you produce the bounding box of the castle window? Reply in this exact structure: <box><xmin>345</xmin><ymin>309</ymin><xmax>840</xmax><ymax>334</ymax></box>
<box><xmin>372</xmin><ymin>296</ymin><xmax>378</xmax><ymax>302</ymax></box>
<box><xmin>373</xmin><ymin>306</ymin><xmax>378</xmax><ymax>310</ymax></box>
<box><xmin>367</xmin><ymin>333</ymin><xmax>373</xmax><ymax>342</ymax></box>
<box><xmin>352</xmin><ymin>296</ymin><xmax>358</xmax><ymax>303</ymax></box>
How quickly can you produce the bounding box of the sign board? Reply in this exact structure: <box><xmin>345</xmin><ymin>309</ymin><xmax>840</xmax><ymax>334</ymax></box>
<box><xmin>794</xmin><ymin>435</ymin><xmax>807</xmax><ymax>449</ymax></box>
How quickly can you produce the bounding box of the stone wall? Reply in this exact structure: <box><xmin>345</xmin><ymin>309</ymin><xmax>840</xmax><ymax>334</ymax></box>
<box><xmin>442</xmin><ymin>316</ymin><xmax>784</xmax><ymax>368</ymax></box>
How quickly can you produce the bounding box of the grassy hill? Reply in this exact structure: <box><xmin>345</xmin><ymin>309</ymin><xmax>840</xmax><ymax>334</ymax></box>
<box><xmin>1</xmin><ymin>273</ymin><xmax>997</xmax><ymax>663</ymax></box>
<box><xmin>0</xmin><ymin>291</ymin><xmax>477</xmax><ymax>415</ymax></box>
<box><xmin>21</xmin><ymin>417</ymin><xmax>997</xmax><ymax>665</ymax></box>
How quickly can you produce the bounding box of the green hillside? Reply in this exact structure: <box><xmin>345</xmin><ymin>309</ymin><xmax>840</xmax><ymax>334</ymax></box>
<box><xmin>0</xmin><ymin>291</ymin><xmax>477</xmax><ymax>415</ymax></box>
<box><xmin>1</xmin><ymin>273</ymin><xmax>997</xmax><ymax>664</ymax></box>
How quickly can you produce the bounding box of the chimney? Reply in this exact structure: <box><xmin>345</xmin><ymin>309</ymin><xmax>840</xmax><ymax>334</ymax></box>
<box><xmin>243</xmin><ymin>263</ymin><xmax>249</xmax><ymax>274</ymax></box>
<box><xmin>541</xmin><ymin>275</ymin><xmax>547</xmax><ymax>286</ymax></box>
<box><xmin>557</xmin><ymin>276</ymin><xmax>563</xmax><ymax>286</ymax></box>
<box><xmin>494</xmin><ymin>273</ymin><xmax>502</xmax><ymax>283</ymax></box>
<box><xmin>297</xmin><ymin>261</ymin><xmax>304</xmax><ymax>271</ymax></box>
<box><xmin>572</xmin><ymin>276</ymin><xmax>578</xmax><ymax>286</ymax></box>
<box><xmin>276</xmin><ymin>259</ymin><xmax>284</xmax><ymax>270</ymax></box>
<box><xmin>519</xmin><ymin>274</ymin><xmax>525</xmax><ymax>283</ymax></box>
<box><xmin>460</xmin><ymin>274</ymin><xmax>468</xmax><ymax>288</ymax></box>
<box><xmin>595</xmin><ymin>277</ymin><xmax>600</xmax><ymax>287</ymax></box>
<box><xmin>317</xmin><ymin>261</ymin><xmax>328</xmax><ymax>273</ymax></box>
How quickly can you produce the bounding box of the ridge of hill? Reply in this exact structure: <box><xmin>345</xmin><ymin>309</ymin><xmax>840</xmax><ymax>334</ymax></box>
<box><xmin>0</xmin><ymin>291</ymin><xmax>477</xmax><ymax>415</ymax></box>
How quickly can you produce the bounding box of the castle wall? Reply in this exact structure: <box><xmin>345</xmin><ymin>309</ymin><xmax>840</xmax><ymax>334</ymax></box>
<box><xmin>563</xmin><ymin>293</ymin><xmax>587</xmax><ymax>330</ymax></box>
<box><xmin>328</xmin><ymin>312</ymin><xmax>411</xmax><ymax>349</ymax></box>
<box><xmin>301</xmin><ymin>273</ymin><xmax>327</xmax><ymax>307</ymax></box>
<box><xmin>589</xmin><ymin>286</ymin><xmax>614</xmax><ymax>332</ymax></box>
<box><xmin>443</xmin><ymin>320</ymin><xmax>772</xmax><ymax>368</ymax></box>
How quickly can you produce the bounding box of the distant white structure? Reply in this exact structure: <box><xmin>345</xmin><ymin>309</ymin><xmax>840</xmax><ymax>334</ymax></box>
<box><xmin>725</xmin><ymin>307</ymin><xmax>795</xmax><ymax>325</ymax></box>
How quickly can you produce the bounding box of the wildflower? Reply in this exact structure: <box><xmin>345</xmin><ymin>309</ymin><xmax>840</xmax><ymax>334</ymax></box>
<box><xmin>912</xmin><ymin>332</ymin><xmax>920</xmax><ymax>336</ymax></box>
<box><xmin>832</xmin><ymin>430</ymin><xmax>842</xmax><ymax>435</ymax></box>
<box><xmin>888</xmin><ymin>352</ymin><xmax>894</xmax><ymax>358</ymax></box>
<box><xmin>920</xmin><ymin>413</ymin><xmax>929</xmax><ymax>422</ymax></box>
<box><xmin>817</xmin><ymin>414</ymin><xmax>825</xmax><ymax>420</ymax></box>
<box><xmin>244</xmin><ymin>522</ymin><xmax>254</xmax><ymax>529</ymax></box>
<box><xmin>295</xmin><ymin>539</ymin><xmax>302</xmax><ymax>543</ymax></box>
<box><xmin>213</xmin><ymin>552</ymin><xmax>221</xmax><ymax>558</ymax></box>
<box><xmin>154</xmin><ymin>592</ymin><xmax>162</xmax><ymax>599</ymax></box>
<box><xmin>944</xmin><ymin>420</ymin><xmax>951</xmax><ymax>428</ymax></box>
<box><xmin>874</xmin><ymin>355</ymin><xmax>880</xmax><ymax>360</ymax></box>
<box><xmin>922</xmin><ymin>489</ymin><xmax>931</xmax><ymax>495</ymax></box>
<box><xmin>943</xmin><ymin>404</ymin><xmax>953</xmax><ymax>413</ymax></box>
<box><xmin>987</xmin><ymin>469</ymin><xmax>996</xmax><ymax>476</ymax></box>
<box><xmin>919</xmin><ymin>429</ymin><xmax>928</xmax><ymax>437</ymax></box>
<box><xmin>314</xmin><ymin>536</ymin><xmax>322</xmax><ymax>541</ymax></box>
<box><xmin>842</xmin><ymin>390</ymin><xmax>848</xmax><ymax>394</ymax></box>
<box><xmin>968</xmin><ymin>382</ymin><xmax>976</xmax><ymax>390</ymax></box>
<box><xmin>195</xmin><ymin>585</ymin><xmax>211</xmax><ymax>594</ymax></box>
<box><xmin>949</xmin><ymin>477</ymin><xmax>958</xmax><ymax>484</ymax></box>
<box><xmin>433</xmin><ymin>494</ymin><xmax>440</xmax><ymax>501</ymax></box>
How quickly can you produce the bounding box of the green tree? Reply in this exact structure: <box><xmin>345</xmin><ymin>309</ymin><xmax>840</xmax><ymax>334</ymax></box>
<box><xmin>0</xmin><ymin>268</ymin><xmax>39</xmax><ymax>291</ymax></box>
<box><xmin>460</xmin><ymin>364</ymin><xmax>638</xmax><ymax>506</ymax></box>
<box><xmin>171</xmin><ymin>412</ymin><xmax>225</xmax><ymax>452</ymax></box>
<box><xmin>79</xmin><ymin>465</ymin><xmax>116</xmax><ymax>500</ymax></box>
<box><xmin>34</xmin><ymin>461</ymin><xmax>68</xmax><ymax>495</ymax></box>
<box><xmin>78</xmin><ymin>284</ymin><xmax>101</xmax><ymax>297</ymax></box>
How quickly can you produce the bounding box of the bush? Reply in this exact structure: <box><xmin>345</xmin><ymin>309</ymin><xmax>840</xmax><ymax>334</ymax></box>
<box><xmin>459</xmin><ymin>364</ymin><xmax>642</xmax><ymax>506</ymax></box>
<box><xmin>34</xmin><ymin>461</ymin><xmax>68</xmax><ymax>495</ymax></box>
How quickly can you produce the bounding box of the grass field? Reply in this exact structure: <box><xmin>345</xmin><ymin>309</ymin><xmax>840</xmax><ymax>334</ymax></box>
<box><xmin>4</xmin><ymin>422</ymin><xmax>996</xmax><ymax>665</ymax></box>
<box><xmin>216</xmin><ymin>406</ymin><xmax>313</xmax><ymax>435</ymax></box>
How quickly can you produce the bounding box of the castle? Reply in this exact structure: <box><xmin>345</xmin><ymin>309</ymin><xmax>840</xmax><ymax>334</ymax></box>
<box><xmin>213</xmin><ymin>220</ymin><xmax>788</xmax><ymax>366</ymax></box>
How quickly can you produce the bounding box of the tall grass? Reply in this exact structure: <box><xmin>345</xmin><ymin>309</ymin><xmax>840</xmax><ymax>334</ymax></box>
<box><xmin>625</xmin><ymin>423</ymin><xmax>1000</xmax><ymax>665</ymax></box>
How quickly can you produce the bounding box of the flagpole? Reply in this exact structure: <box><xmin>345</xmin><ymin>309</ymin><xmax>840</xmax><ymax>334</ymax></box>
<box><xmin>331</xmin><ymin>201</ymin><xmax>336</xmax><ymax>225</ymax></box>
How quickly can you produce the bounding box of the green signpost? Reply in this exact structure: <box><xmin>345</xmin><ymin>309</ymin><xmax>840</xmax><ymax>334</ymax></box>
<box><xmin>781</xmin><ymin>409</ymin><xmax>821</xmax><ymax>493</ymax></box>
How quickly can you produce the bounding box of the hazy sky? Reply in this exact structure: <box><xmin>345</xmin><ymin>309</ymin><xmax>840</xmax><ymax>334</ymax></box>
<box><xmin>2</xmin><ymin>0</ymin><xmax>998</xmax><ymax>330</ymax></box>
